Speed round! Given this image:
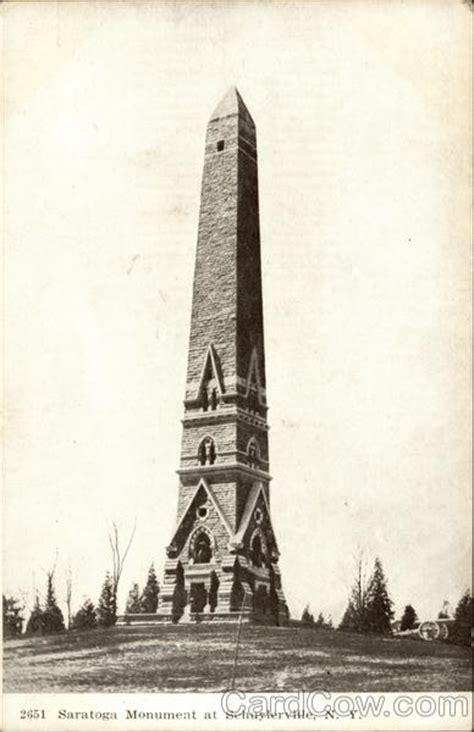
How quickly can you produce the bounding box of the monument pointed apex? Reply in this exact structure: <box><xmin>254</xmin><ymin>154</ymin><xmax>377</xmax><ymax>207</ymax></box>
<box><xmin>210</xmin><ymin>86</ymin><xmax>253</xmax><ymax>122</ymax></box>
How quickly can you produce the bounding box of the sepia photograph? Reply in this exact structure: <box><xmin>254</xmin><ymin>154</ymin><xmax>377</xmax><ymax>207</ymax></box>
<box><xmin>2</xmin><ymin>1</ymin><xmax>472</xmax><ymax>730</ymax></box>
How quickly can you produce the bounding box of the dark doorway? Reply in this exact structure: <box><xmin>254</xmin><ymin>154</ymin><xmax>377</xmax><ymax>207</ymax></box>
<box><xmin>190</xmin><ymin>582</ymin><xmax>207</xmax><ymax>613</ymax></box>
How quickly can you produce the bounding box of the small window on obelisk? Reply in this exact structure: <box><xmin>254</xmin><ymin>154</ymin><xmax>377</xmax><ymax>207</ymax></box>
<box><xmin>217</xmin><ymin>140</ymin><xmax>225</xmax><ymax>152</ymax></box>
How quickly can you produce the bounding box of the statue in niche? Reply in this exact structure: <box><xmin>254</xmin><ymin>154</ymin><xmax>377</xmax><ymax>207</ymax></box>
<box><xmin>250</xmin><ymin>533</ymin><xmax>265</xmax><ymax>568</ymax></box>
<box><xmin>193</xmin><ymin>531</ymin><xmax>212</xmax><ymax>564</ymax></box>
<box><xmin>198</xmin><ymin>437</ymin><xmax>216</xmax><ymax>466</ymax></box>
<box><xmin>248</xmin><ymin>441</ymin><xmax>259</xmax><ymax>469</ymax></box>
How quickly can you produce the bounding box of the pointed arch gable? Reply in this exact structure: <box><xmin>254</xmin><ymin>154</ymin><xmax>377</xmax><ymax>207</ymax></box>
<box><xmin>169</xmin><ymin>478</ymin><xmax>233</xmax><ymax>547</ymax></box>
<box><xmin>233</xmin><ymin>482</ymin><xmax>280</xmax><ymax>554</ymax></box>
<box><xmin>197</xmin><ymin>344</ymin><xmax>225</xmax><ymax>399</ymax></box>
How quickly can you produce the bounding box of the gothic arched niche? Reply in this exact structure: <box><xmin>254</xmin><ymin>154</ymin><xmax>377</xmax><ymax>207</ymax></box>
<box><xmin>247</xmin><ymin>437</ymin><xmax>260</xmax><ymax>469</ymax></box>
<box><xmin>197</xmin><ymin>436</ymin><xmax>216</xmax><ymax>466</ymax></box>
<box><xmin>249</xmin><ymin>528</ymin><xmax>267</xmax><ymax>568</ymax></box>
<box><xmin>189</xmin><ymin>527</ymin><xmax>214</xmax><ymax>564</ymax></box>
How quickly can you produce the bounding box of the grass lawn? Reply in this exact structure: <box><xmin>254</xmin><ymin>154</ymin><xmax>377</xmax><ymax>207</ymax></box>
<box><xmin>3</xmin><ymin>623</ymin><xmax>472</xmax><ymax>693</ymax></box>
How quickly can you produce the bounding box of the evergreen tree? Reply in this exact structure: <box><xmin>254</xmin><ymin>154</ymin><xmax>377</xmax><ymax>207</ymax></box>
<box><xmin>314</xmin><ymin>612</ymin><xmax>333</xmax><ymax>630</ymax></box>
<box><xmin>301</xmin><ymin>605</ymin><xmax>314</xmax><ymax>624</ymax></box>
<box><xmin>452</xmin><ymin>589</ymin><xmax>472</xmax><ymax>646</ymax></box>
<box><xmin>140</xmin><ymin>564</ymin><xmax>160</xmax><ymax>613</ymax></box>
<box><xmin>26</xmin><ymin>595</ymin><xmax>45</xmax><ymax>635</ymax></box>
<box><xmin>267</xmin><ymin>563</ymin><xmax>280</xmax><ymax>625</ymax></box>
<box><xmin>365</xmin><ymin>558</ymin><xmax>394</xmax><ymax>635</ymax></box>
<box><xmin>72</xmin><ymin>599</ymin><xmax>97</xmax><ymax>630</ymax></box>
<box><xmin>339</xmin><ymin>600</ymin><xmax>359</xmax><ymax>631</ymax></box>
<box><xmin>171</xmin><ymin>562</ymin><xmax>187</xmax><ymax>623</ymax></box>
<box><xmin>97</xmin><ymin>572</ymin><xmax>117</xmax><ymax>627</ymax></box>
<box><xmin>42</xmin><ymin>572</ymin><xmax>65</xmax><ymax>634</ymax></box>
<box><xmin>400</xmin><ymin>604</ymin><xmax>418</xmax><ymax>631</ymax></box>
<box><xmin>315</xmin><ymin>612</ymin><xmax>325</xmax><ymax>628</ymax></box>
<box><xmin>229</xmin><ymin>559</ymin><xmax>244</xmax><ymax>612</ymax></box>
<box><xmin>125</xmin><ymin>583</ymin><xmax>142</xmax><ymax>614</ymax></box>
<box><xmin>3</xmin><ymin>595</ymin><xmax>25</xmax><ymax>637</ymax></box>
<box><xmin>208</xmin><ymin>571</ymin><xmax>219</xmax><ymax>613</ymax></box>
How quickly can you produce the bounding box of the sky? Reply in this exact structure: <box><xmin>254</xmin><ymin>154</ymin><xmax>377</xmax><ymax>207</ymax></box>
<box><xmin>3</xmin><ymin>1</ymin><xmax>472</xmax><ymax>626</ymax></box>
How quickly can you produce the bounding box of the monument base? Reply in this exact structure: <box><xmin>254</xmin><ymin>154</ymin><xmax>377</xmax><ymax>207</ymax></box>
<box><xmin>117</xmin><ymin>609</ymin><xmax>288</xmax><ymax>626</ymax></box>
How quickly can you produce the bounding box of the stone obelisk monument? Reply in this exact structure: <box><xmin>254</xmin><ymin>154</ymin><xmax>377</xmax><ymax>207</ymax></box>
<box><xmin>158</xmin><ymin>87</ymin><xmax>288</xmax><ymax>624</ymax></box>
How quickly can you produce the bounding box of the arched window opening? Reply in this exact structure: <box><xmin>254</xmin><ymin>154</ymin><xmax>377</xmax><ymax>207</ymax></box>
<box><xmin>198</xmin><ymin>437</ymin><xmax>216</xmax><ymax>466</ymax></box>
<box><xmin>191</xmin><ymin>530</ymin><xmax>213</xmax><ymax>564</ymax></box>
<box><xmin>210</xmin><ymin>387</ymin><xmax>219</xmax><ymax>410</ymax></box>
<box><xmin>250</xmin><ymin>533</ymin><xmax>265</xmax><ymax>568</ymax></box>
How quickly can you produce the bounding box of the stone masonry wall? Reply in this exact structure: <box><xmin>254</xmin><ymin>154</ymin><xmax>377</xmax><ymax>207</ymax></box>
<box><xmin>180</xmin><ymin>421</ymin><xmax>237</xmax><ymax>466</ymax></box>
<box><xmin>176</xmin><ymin>479</ymin><xmax>241</xmax><ymax>533</ymax></box>
<box><xmin>185</xmin><ymin>113</ymin><xmax>240</xmax><ymax>399</ymax></box>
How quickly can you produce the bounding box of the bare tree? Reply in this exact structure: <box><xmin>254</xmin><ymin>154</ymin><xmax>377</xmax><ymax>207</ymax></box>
<box><xmin>65</xmin><ymin>567</ymin><xmax>73</xmax><ymax>630</ymax></box>
<box><xmin>108</xmin><ymin>521</ymin><xmax>136</xmax><ymax>616</ymax></box>
<box><xmin>37</xmin><ymin>554</ymin><xmax>58</xmax><ymax>605</ymax></box>
<box><xmin>353</xmin><ymin>552</ymin><xmax>370</xmax><ymax>618</ymax></box>
<box><xmin>339</xmin><ymin>550</ymin><xmax>371</xmax><ymax>631</ymax></box>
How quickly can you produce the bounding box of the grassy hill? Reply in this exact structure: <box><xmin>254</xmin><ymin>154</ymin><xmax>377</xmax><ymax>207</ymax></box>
<box><xmin>3</xmin><ymin>622</ymin><xmax>471</xmax><ymax>693</ymax></box>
